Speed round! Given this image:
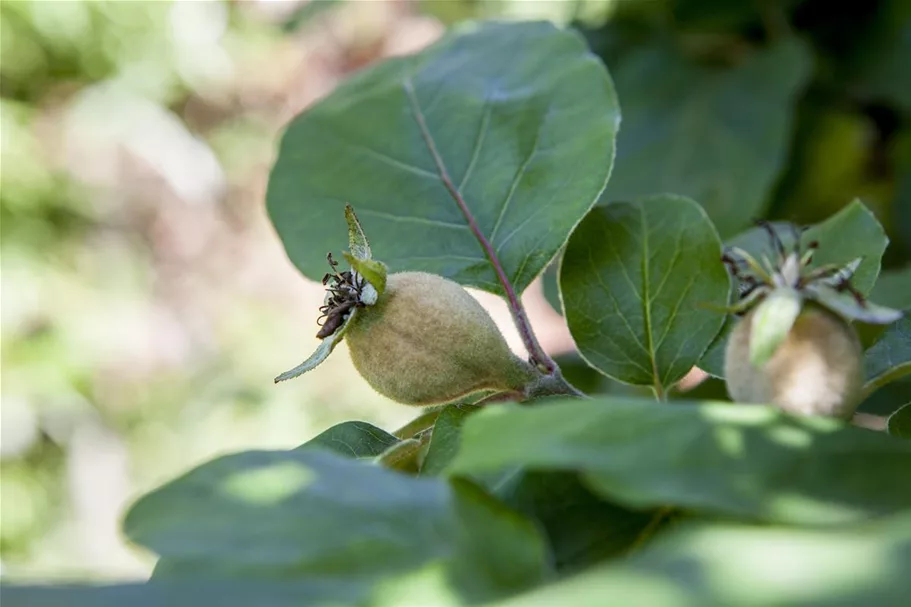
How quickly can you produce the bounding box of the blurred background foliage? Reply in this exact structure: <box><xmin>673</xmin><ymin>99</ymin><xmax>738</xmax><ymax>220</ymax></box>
<box><xmin>1</xmin><ymin>0</ymin><xmax>909</xmax><ymax>583</ymax></box>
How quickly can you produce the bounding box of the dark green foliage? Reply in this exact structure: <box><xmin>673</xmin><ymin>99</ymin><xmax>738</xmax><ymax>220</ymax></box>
<box><xmin>8</xmin><ymin>3</ymin><xmax>911</xmax><ymax>606</ymax></box>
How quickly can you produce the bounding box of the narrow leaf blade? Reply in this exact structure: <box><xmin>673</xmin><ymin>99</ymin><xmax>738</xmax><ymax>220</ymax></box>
<box><xmin>273</xmin><ymin>309</ymin><xmax>356</xmax><ymax>382</ymax></box>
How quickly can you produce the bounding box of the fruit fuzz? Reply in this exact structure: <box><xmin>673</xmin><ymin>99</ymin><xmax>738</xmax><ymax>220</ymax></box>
<box><xmin>725</xmin><ymin>303</ymin><xmax>863</xmax><ymax>419</ymax></box>
<box><xmin>345</xmin><ymin>272</ymin><xmax>537</xmax><ymax>406</ymax></box>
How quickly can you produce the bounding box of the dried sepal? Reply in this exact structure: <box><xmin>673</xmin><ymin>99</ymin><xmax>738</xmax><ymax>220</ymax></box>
<box><xmin>805</xmin><ymin>284</ymin><xmax>903</xmax><ymax>325</ymax></box>
<box><xmin>274</xmin><ymin>308</ymin><xmax>358</xmax><ymax>383</ymax></box>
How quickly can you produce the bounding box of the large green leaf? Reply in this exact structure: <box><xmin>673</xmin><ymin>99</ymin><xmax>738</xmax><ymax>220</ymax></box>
<box><xmin>267</xmin><ymin>21</ymin><xmax>619</xmax><ymax>295</ymax></box>
<box><xmin>699</xmin><ymin>200</ymin><xmax>889</xmax><ymax>378</ymax></box>
<box><xmin>448</xmin><ymin>398</ymin><xmax>911</xmax><ymax>525</ymax></box>
<box><xmin>124</xmin><ymin>449</ymin><xmax>547</xmax><ymax>603</ymax></box>
<box><xmin>485</xmin><ymin>515</ymin><xmax>911</xmax><ymax>607</ymax></box>
<box><xmin>864</xmin><ymin>317</ymin><xmax>911</xmax><ymax>396</ymax></box>
<box><xmin>295</xmin><ymin>421</ymin><xmax>399</xmax><ymax>458</ymax></box>
<box><xmin>560</xmin><ymin>195</ymin><xmax>730</xmax><ymax>391</ymax></box>
<box><xmin>601</xmin><ymin>38</ymin><xmax>810</xmax><ymax>236</ymax></box>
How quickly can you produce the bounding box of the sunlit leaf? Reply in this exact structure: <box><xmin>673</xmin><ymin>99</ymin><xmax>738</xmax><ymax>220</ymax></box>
<box><xmin>448</xmin><ymin>397</ymin><xmax>911</xmax><ymax>524</ymax></box>
<box><xmin>485</xmin><ymin>515</ymin><xmax>911</xmax><ymax>606</ymax></box>
<box><xmin>124</xmin><ymin>449</ymin><xmax>547</xmax><ymax>602</ymax></box>
<box><xmin>267</xmin><ymin>21</ymin><xmax>619</xmax><ymax>295</ymax></box>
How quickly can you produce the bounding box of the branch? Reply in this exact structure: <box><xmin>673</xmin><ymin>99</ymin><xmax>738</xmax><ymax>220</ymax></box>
<box><xmin>403</xmin><ymin>79</ymin><xmax>559</xmax><ymax>375</ymax></box>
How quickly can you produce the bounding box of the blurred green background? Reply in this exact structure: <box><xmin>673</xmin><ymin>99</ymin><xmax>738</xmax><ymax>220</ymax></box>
<box><xmin>1</xmin><ymin>0</ymin><xmax>909</xmax><ymax>583</ymax></box>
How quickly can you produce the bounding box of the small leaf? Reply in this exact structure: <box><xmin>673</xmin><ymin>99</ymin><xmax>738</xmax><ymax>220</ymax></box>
<box><xmin>560</xmin><ymin>195</ymin><xmax>730</xmax><ymax>390</ymax></box>
<box><xmin>267</xmin><ymin>21</ymin><xmax>619</xmax><ymax>296</ymax></box>
<box><xmin>448</xmin><ymin>397</ymin><xmax>911</xmax><ymax>525</ymax></box>
<box><xmin>345</xmin><ymin>204</ymin><xmax>372</xmax><ymax>260</ymax></box>
<box><xmin>801</xmin><ymin>199</ymin><xmax>888</xmax><ymax>294</ymax></box>
<box><xmin>749</xmin><ymin>288</ymin><xmax>802</xmax><ymax>366</ymax></box>
<box><xmin>343</xmin><ymin>253</ymin><xmax>387</xmax><ymax>296</ymax></box>
<box><xmin>295</xmin><ymin>421</ymin><xmax>399</xmax><ymax>458</ymax></box>
<box><xmin>375</xmin><ymin>438</ymin><xmax>425</xmax><ymax>474</ymax></box>
<box><xmin>273</xmin><ymin>308</ymin><xmax>356</xmax><ymax>383</ymax></box>
<box><xmin>863</xmin><ymin>316</ymin><xmax>911</xmax><ymax>396</ymax></box>
<box><xmin>421</xmin><ymin>404</ymin><xmax>480</xmax><ymax>476</ymax></box>
<box><xmin>394</xmin><ymin>408</ymin><xmax>443</xmax><ymax>440</ymax></box>
<box><xmin>806</xmin><ymin>284</ymin><xmax>903</xmax><ymax>324</ymax></box>
<box><xmin>888</xmin><ymin>403</ymin><xmax>911</xmax><ymax>439</ymax></box>
<box><xmin>869</xmin><ymin>266</ymin><xmax>911</xmax><ymax>311</ymax></box>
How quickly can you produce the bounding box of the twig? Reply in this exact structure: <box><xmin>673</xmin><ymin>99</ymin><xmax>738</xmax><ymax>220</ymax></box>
<box><xmin>403</xmin><ymin>79</ymin><xmax>560</xmax><ymax>376</ymax></box>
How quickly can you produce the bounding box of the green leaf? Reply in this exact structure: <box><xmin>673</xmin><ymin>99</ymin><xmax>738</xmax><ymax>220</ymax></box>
<box><xmin>494</xmin><ymin>471</ymin><xmax>656</xmax><ymax>573</ymax></box>
<box><xmin>345</xmin><ymin>204</ymin><xmax>372</xmax><ymax>260</ymax></box>
<box><xmin>273</xmin><ymin>307</ymin><xmax>356</xmax><ymax>382</ymax></box>
<box><xmin>560</xmin><ymin>195</ymin><xmax>730</xmax><ymax>391</ymax></box>
<box><xmin>0</xmin><ymin>580</ymin><xmax>353</xmax><ymax>607</ymax></box>
<box><xmin>749</xmin><ymin>288</ymin><xmax>801</xmax><ymax>366</ymax></box>
<box><xmin>851</xmin><ymin>0</ymin><xmax>911</xmax><ymax>112</ymax></box>
<box><xmin>698</xmin><ymin>316</ymin><xmax>732</xmax><ymax>378</ymax></box>
<box><xmin>888</xmin><ymin>403</ymin><xmax>911</xmax><ymax>439</ymax></box>
<box><xmin>295</xmin><ymin>421</ymin><xmax>399</xmax><ymax>458</ymax></box>
<box><xmin>124</xmin><ymin>449</ymin><xmax>547</xmax><ymax>602</ymax></box>
<box><xmin>267</xmin><ymin>21</ymin><xmax>619</xmax><ymax>295</ymax></box>
<box><xmin>376</xmin><ymin>438</ymin><xmax>425</xmax><ymax>474</ymax></box>
<box><xmin>421</xmin><ymin>404</ymin><xmax>480</xmax><ymax>476</ymax></box>
<box><xmin>485</xmin><ymin>515</ymin><xmax>911</xmax><ymax>607</ymax></box>
<box><xmin>419</xmin><ymin>407</ymin><xmax>658</xmax><ymax>571</ymax></box>
<box><xmin>448</xmin><ymin>398</ymin><xmax>911</xmax><ymax>525</ymax></box>
<box><xmin>802</xmin><ymin>199</ymin><xmax>888</xmax><ymax>294</ymax></box>
<box><xmin>869</xmin><ymin>266</ymin><xmax>911</xmax><ymax>311</ymax></box>
<box><xmin>601</xmin><ymin>38</ymin><xmax>811</xmax><ymax>236</ymax></box>
<box><xmin>864</xmin><ymin>317</ymin><xmax>911</xmax><ymax>396</ymax></box>
<box><xmin>806</xmin><ymin>284</ymin><xmax>903</xmax><ymax>324</ymax></box>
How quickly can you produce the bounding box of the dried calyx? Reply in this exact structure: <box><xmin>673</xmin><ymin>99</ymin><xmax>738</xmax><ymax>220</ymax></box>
<box><xmin>316</xmin><ymin>253</ymin><xmax>377</xmax><ymax>339</ymax></box>
<box><xmin>721</xmin><ymin>222</ymin><xmax>902</xmax><ymax>419</ymax></box>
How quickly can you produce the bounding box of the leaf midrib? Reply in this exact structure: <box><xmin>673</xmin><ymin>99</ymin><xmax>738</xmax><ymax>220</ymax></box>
<box><xmin>639</xmin><ymin>204</ymin><xmax>661</xmax><ymax>394</ymax></box>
